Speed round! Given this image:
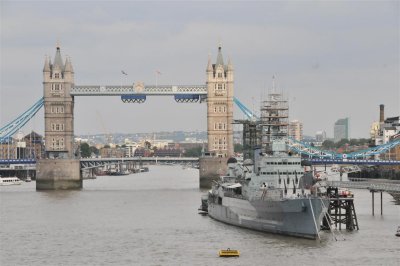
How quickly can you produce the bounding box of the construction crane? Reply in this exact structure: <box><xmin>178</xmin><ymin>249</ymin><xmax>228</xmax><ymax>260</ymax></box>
<box><xmin>96</xmin><ymin>111</ymin><xmax>113</xmax><ymax>146</ymax></box>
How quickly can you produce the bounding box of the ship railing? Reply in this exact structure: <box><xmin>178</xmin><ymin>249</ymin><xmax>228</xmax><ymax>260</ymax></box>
<box><xmin>223</xmin><ymin>191</ymin><xmax>245</xmax><ymax>199</ymax></box>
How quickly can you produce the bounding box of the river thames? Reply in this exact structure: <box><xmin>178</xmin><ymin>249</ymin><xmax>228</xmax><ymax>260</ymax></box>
<box><xmin>1</xmin><ymin>165</ymin><xmax>399</xmax><ymax>265</ymax></box>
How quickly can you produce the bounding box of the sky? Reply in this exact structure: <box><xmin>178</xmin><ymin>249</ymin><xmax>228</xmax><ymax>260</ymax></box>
<box><xmin>1</xmin><ymin>0</ymin><xmax>399</xmax><ymax>138</ymax></box>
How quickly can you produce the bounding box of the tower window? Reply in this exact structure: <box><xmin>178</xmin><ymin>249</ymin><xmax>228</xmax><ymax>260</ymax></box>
<box><xmin>55</xmin><ymin>73</ymin><xmax>60</xmax><ymax>79</ymax></box>
<box><xmin>218</xmin><ymin>73</ymin><xmax>222</xmax><ymax>78</ymax></box>
<box><xmin>51</xmin><ymin>84</ymin><xmax>63</xmax><ymax>92</ymax></box>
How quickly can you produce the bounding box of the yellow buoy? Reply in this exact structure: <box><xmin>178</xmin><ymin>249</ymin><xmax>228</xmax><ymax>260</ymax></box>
<box><xmin>219</xmin><ymin>248</ymin><xmax>240</xmax><ymax>257</ymax></box>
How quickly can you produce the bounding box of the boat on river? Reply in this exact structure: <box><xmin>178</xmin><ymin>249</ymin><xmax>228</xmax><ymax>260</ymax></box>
<box><xmin>203</xmin><ymin>146</ymin><xmax>329</xmax><ymax>239</ymax></box>
<box><xmin>0</xmin><ymin>176</ymin><xmax>23</xmax><ymax>186</ymax></box>
<box><xmin>200</xmin><ymin>91</ymin><xmax>329</xmax><ymax>239</ymax></box>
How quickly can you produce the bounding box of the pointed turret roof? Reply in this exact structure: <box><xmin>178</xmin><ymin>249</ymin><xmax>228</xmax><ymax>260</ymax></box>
<box><xmin>64</xmin><ymin>56</ymin><xmax>73</xmax><ymax>72</ymax></box>
<box><xmin>43</xmin><ymin>56</ymin><xmax>50</xmax><ymax>72</ymax></box>
<box><xmin>206</xmin><ymin>54</ymin><xmax>213</xmax><ymax>72</ymax></box>
<box><xmin>53</xmin><ymin>45</ymin><xmax>64</xmax><ymax>70</ymax></box>
<box><xmin>215</xmin><ymin>46</ymin><xmax>224</xmax><ymax>67</ymax></box>
<box><xmin>227</xmin><ymin>57</ymin><xmax>233</xmax><ymax>71</ymax></box>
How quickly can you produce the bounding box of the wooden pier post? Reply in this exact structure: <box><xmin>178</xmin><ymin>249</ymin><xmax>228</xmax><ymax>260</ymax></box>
<box><xmin>380</xmin><ymin>191</ymin><xmax>383</xmax><ymax>215</ymax></box>
<box><xmin>372</xmin><ymin>190</ymin><xmax>375</xmax><ymax>216</ymax></box>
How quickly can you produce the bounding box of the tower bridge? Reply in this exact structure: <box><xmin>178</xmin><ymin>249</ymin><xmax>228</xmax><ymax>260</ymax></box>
<box><xmin>34</xmin><ymin>44</ymin><xmax>234</xmax><ymax>189</ymax></box>
<box><xmin>1</xmin><ymin>44</ymin><xmax>399</xmax><ymax>190</ymax></box>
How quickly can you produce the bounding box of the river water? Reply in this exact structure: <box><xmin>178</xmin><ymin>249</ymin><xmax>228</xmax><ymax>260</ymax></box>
<box><xmin>1</xmin><ymin>165</ymin><xmax>399</xmax><ymax>266</ymax></box>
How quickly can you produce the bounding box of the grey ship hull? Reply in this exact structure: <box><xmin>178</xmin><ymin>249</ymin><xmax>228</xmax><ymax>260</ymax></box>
<box><xmin>208</xmin><ymin>196</ymin><xmax>329</xmax><ymax>239</ymax></box>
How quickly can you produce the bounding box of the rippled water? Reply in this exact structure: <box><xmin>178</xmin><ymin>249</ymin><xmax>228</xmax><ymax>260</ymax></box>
<box><xmin>1</xmin><ymin>165</ymin><xmax>399</xmax><ymax>265</ymax></box>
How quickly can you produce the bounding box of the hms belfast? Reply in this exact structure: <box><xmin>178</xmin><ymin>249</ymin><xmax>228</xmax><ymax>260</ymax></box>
<box><xmin>200</xmin><ymin>88</ymin><xmax>330</xmax><ymax>239</ymax></box>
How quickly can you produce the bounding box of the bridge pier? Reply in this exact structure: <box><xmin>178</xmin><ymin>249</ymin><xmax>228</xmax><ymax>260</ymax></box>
<box><xmin>199</xmin><ymin>157</ymin><xmax>227</xmax><ymax>189</ymax></box>
<box><xmin>36</xmin><ymin>159</ymin><xmax>82</xmax><ymax>190</ymax></box>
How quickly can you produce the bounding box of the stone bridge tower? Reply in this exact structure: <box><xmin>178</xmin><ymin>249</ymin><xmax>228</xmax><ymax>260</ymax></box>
<box><xmin>36</xmin><ymin>44</ymin><xmax>81</xmax><ymax>190</ymax></box>
<box><xmin>206</xmin><ymin>46</ymin><xmax>234</xmax><ymax>157</ymax></box>
<box><xmin>42</xmin><ymin>44</ymin><xmax>75</xmax><ymax>158</ymax></box>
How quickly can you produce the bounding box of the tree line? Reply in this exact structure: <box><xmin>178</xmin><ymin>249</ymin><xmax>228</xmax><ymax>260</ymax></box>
<box><xmin>321</xmin><ymin>138</ymin><xmax>371</xmax><ymax>150</ymax></box>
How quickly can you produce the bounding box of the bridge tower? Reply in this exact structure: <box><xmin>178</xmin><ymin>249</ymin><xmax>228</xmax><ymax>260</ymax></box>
<box><xmin>206</xmin><ymin>46</ymin><xmax>234</xmax><ymax>157</ymax></box>
<box><xmin>36</xmin><ymin>44</ymin><xmax>81</xmax><ymax>190</ymax></box>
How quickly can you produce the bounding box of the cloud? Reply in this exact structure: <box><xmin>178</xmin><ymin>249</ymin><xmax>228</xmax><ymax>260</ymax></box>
<box><xmin>1</xmin><ymin>1</ymin><xmax>399</xmax><ymax>138</ymax></box>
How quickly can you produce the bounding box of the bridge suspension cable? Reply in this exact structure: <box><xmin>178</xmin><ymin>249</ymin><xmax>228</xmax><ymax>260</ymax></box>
<box><xmin>233</xmin><ymin>97</ymin><xmax>258</xmax><ymax>121</ymax></box>
<box><xmin>287</xmin><ymin>136</ymin><xmax>400</xmax><ymax>159</ymax></box>
<box><xmin>0</xmin><ymin>97</ymin><xmax>44</xmax><ymax>142</ymax></box>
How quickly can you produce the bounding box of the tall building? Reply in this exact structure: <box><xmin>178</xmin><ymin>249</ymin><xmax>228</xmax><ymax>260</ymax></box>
<box><xmin>206</xmin><ymin>46</ymin><xmax>234</xmax><ymax>157</ymax></box>
<box><xmin>289</xmin><ymin>120</ymin><xmax>303</xmax><ymax>141</ymax></box>
<box><xmin>43</xmin><ymin>44</ymin><xmax>75</xmax><ymax>159</ymax></box>
<box><xmin>315</xmin><ymin>130</ymin><xmax>327</xmax><ymax>142</ymax></box>
<box><xmin>334</xmin><ymin>118</ymin><xmax>349</xmax><ymax>143</ymax></box>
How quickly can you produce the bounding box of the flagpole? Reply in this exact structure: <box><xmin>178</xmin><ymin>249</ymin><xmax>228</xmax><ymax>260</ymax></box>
<box><xmin>156</xmin><ymin>71</ymin><xmax>158</xmax><ymax>89</ymax></box>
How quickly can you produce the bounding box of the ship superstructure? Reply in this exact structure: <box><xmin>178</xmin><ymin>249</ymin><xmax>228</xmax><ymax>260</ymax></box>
<box><xmin>202</xmin><ymin>88</ymin><xmax>329</xmax><ymax>239</ymax></box>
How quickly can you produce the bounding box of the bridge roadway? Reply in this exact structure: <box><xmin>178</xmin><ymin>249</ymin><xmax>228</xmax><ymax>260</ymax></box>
<box><xmin>79</xmin><ymin>157</ymin><xmax>198</xmax><ymax>170</ymax></box>
<box><xmin>71</xmin><ymin>84</ymin><xmax>207</xmax><ymax>96</ymax></box>
<box><xmin>326</xmin><ymin>178</ymin><xmax>400</xmax><ymax>193</ymax></box>
<box><xmin>0</xmin><ymin>157</ymin><xmax>198</xmax><ymax>170</ymax></box>
<box><xmin>309</xmin><ymin>158</ymin><xmax>400</xmax><ymax>165</ymax></box>
<box><xmin>2</xmin><ymin>158</ymin><xmax>399</xmax><ymax>166</ymax></box>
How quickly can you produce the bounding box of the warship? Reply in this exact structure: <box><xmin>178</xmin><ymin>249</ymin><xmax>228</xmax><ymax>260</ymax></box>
<box><xmin>200</xmin><ymin>90</ymin><xmax>329</xmax><ymax>239</ymax></box>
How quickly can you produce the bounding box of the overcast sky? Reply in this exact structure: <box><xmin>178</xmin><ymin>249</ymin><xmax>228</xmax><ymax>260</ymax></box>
<box><xmin>1</xmin><ymin>1</ymin><xmax>399</xmax><ymax>138</ymax></box>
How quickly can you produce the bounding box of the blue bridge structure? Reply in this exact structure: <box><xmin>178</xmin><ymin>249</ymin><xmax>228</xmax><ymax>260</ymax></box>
<box><xmin>1</xmin><ymin>97</ymin><xmax>400</xmax><ymax>166</ymax></box>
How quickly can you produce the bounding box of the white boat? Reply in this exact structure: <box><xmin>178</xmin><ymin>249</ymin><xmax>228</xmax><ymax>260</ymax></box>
<box><xmin>26</xmin><ymin>176</ymin><xmax>32</xmax><ymax>182</ymax></box>
<box><xmin>0</xmin><ymin>176</ymin><xmax>23</xmax><ymax>186</ymax></box>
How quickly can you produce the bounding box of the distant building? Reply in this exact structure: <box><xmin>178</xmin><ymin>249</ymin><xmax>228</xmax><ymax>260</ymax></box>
<box><xmin>315</xmin><ymin>130</ymin><xmax>327</xmax><ymax>142</ymax></box>
<box><xmin>99</xmin><ymin>147</ymin><xmax>125</xmax><ymax>158</ymax></box>
<box><xmin>289</xmin><ymin>120</ymin><xmax>303</xmax><ymax>141</ymax></box>
<box><xmin>23</xmin><ymin>131</ymin><xmax>44</xmax><ymax>159</ymax></box>
<box><xmin>124</xmin><ymin>139</ymin><xmax>140</xmax><ymax>157</ymax></box>
<box><xmin>334</xmin><ymin>118</ymin><xmax>349</xmax><ymax>143</ymax></box>
<box><xmin>0</xmin><ymin>131</ymin><xmax>44</xmax><ymax>160</ymax></box>
<box><xmin>370</xmin><ymin>105</ymin><xmax>400</xmax><ymax>146</ymax></box>
<box><xmin>154</xmin><ymin>148</ymin><xmax>182</xmax><ymax>157</ymax></box>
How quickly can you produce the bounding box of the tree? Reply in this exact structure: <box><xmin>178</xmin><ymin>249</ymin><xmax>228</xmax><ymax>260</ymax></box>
<box><xmin>336</xmin><ymin>139</ymin><xmax>349</xmax><ymax>148</ymax></box>
<box><xmin>322</xmin><ymin>140</ymin><xmax>335</xmax><ymax>149</ymax></box>
<box><xmin>144</xmin><ymin>141</ymin><xmax>151</xmax><ymax>149</ymax></box>
<box><xmin>234</xmin><ymin>143</ymin><xmax>243</xmax><ymax>153</ymax></box>
<box><xmin>184</xmin><ymin>147</ymin><xmax>202</xmax><ymax>157</ymax></box>
<box><xmin>349</xmin><ymin>138</ymin><xmax>360</xmax><ymax>146</ymax></box>
<box><xmin>90</xmin><ymin>146</ymin><xmax>99</xmax><ymax>156</ymax></box>
<box><xmin>80</xmin><ymin>142</ymin><xmax>91</xmax><ymax>157</ymax></box>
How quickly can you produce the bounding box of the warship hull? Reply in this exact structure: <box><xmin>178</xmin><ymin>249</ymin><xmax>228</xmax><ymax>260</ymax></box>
<box><xmin>208</xmin><ymin>196</ymin><xmax>329</xmax><ymax>239</ymax></box>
